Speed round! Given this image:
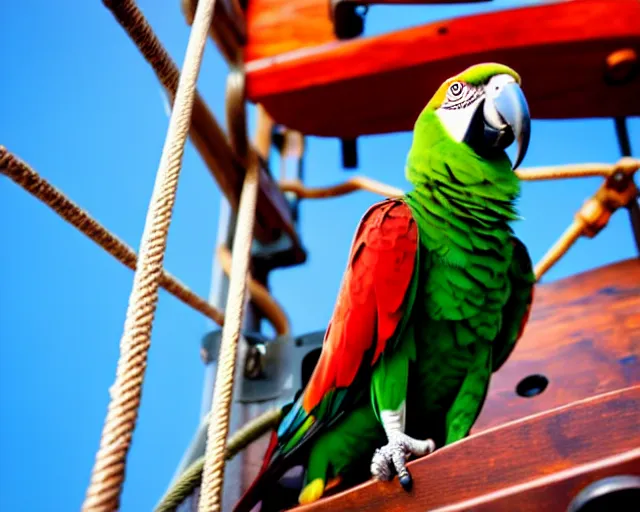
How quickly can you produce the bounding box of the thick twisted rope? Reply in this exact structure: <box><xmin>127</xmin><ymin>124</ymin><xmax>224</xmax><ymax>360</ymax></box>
<box><xmin>155</xmin><ymin>408</ymin><xmax>282</xmax><ymax>512</ymax></box>
<box><xmin>82</xmin><ymin>0</ymin><xmax>217</xmax><ymax>509</ymax></box>
<box><xmin>103</xmin><ymin>0</ymin><xmax>303</xmax><ymax>252</ymax></box>
<box><xmin>0</xmin><ymin>146</ymin><xmax>293</xmax><ymax>334</ymax></box>
<box><xmin>0</xmin><ymin>146</ymin><xmax>225</xmax><ymax>327</ymax></box>
<box><xmin>199</xmin><ymin>151</ymin><xmax>260</xmax><ymax>511</ymax></box>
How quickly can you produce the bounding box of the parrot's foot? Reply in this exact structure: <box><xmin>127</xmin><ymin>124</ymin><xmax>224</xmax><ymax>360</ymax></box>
<box><xmin>370</xmin><ymin>433</ymin><xmax>435</xmax><ymax>491</ymax></box>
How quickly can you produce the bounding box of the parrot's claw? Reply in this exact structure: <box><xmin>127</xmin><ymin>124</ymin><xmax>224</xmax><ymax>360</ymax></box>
<box><xmin>370</xmin><ymin>433</ymin><xmax>435</xmax><ymax>490</ymax></box>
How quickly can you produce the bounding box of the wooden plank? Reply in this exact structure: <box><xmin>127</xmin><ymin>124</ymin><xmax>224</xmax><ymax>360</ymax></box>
<box><xmin>297</xmin><ymin>386</ymin><xmax>640</xmax><ymax>511</ymax></box>
<box><xmin>473</xmin><ymin>257</ymin><xmax>640</xmax><ymax>432</ymax></box>
<box><xmin>437</xmin><ymin>453</ymin><xmax>640</xmax><ymax>511</ymax></box>
<box><xmin>245</xmin><ymin>0</ymin><xmax>336</xmax><ymax>61</ymax></box>
<box><xmin>246</xmin><ymin>0</ymin><xmax>640</xmax><ymax>137</ymax></box>
<box><xmin>245</xmin><ymin>0</ymin><xmax>491</xmax><ymax>62</ymax></box>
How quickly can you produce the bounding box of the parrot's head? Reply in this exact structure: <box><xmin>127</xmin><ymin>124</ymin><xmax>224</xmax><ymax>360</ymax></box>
<box><xmin>411</xmin><ymin>62</ymin><xmax>531</xmax><ymax>171</ymax></box>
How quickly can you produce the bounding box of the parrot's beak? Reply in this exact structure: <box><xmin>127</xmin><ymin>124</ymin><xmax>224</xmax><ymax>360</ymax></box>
<box><xmin>488</xmin><ymin>82</ymin><xmax>531</xmax><ymax>170</ymax></box>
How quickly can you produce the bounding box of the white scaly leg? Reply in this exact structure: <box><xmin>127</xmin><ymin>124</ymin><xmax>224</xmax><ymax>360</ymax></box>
<box><xmin>370</xmin><ymin>401</ymin><xmax>435</xmax><ymax>490</ymax></box>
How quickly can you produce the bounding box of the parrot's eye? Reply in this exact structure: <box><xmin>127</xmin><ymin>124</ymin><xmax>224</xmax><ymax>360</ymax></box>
<box><xmin>443</xmin><ymin>81</ymin><xmax>480</xmax><ymax>110</ymax></box>
<box><xmin>448</xmin><ymin>82</ymin><xmax>464</xmax><ymax>98</ymax></box>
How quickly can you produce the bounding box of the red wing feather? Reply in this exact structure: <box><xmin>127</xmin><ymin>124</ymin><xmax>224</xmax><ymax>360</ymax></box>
<box><xmin>302</xmin><ymin>199</ymin><xmax>418</xmax><ymax>412</ymax></box>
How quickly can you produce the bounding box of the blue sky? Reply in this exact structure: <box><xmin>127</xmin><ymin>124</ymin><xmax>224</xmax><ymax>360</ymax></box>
<box><xmin>0</xmin><ymin>1</ymin><xmax>637</xmax><ymax>510</ymax></box>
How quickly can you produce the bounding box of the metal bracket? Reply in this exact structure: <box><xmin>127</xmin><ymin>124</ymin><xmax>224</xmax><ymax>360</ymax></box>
<box><xmin>237</xmin><ymin>330</ymin><xmax>326</xmax><ymax>403</ymax></box>
<box><xmin>200</xmin><ymin>329</ymin><xmax>222</xmax><ymax>364</ymax></box>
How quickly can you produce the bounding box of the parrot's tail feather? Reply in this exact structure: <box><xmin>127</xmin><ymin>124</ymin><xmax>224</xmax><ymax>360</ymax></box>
<box><xmin>261</xmin><ymin>428</ymin><xmax>280</xmax><ymax>475</ymax></box>
<box><xmin>277</xmin><ymin>399</ymin><xmax>302</xmax><ymax>437</ymax></box>
<box><xmin>232</xmin><ymin>430</ymin><xmax>281</xmax><ymax>512</ymax></box>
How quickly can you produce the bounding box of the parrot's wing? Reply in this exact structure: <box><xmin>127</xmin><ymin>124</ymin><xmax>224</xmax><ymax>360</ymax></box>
<box><xmin>276</xmin><ymin>198</ymin><xmax>418</xmax><ymax>452</ymax></box>
<box><xmin>233</xmin><ymin>199</ymin><xmax>418</xmax><ymax>512</ymax></box>
<box><xmin>492</xmin><ymin>236</ymin><xmax>535</xmax><ymax>372</ymax></box>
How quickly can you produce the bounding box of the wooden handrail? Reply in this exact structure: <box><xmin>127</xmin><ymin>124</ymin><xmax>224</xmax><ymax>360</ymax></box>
<box><xmin>298</xmin><ymin>386</ymin><xmax>640</xmax><ymax>511</ymax></box>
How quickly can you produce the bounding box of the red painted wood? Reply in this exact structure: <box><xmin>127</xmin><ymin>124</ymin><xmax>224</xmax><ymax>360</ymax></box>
<box><xmin>296</xmin><ymin>386</ymin><xmax>640</xmax><ymax>511</ymax></box>
<box><xmin>246</xmin><ymin>0</ymin><xmax>640</xmax><ymax>137</ymax></box>
<box><xmin>246</xmin><ymin>0</ymin><xmax>336</xmax><ymax>61</ymax></box>
<box><xmin>245</xmin><ymin>0</ymin><xmax>491</xmax><ymax>63</ymax></box>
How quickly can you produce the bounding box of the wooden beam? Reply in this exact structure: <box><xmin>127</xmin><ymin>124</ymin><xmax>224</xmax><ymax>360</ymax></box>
<box><xmin>245</xmin><ymin>1</ymin><xmax>490</xmax><ymax>61</ymax></box>
<box><xmin>104</xmin><ymin>0</ymin><xmax>303</xmax><ymax>258</ymax></box>
<box><xmin>297</xmin><ymin>386</ymin><xmax>640</xmax><ymax>511</ymax></box>
<box><xmin>245</xmin><ymin>0</ymin><xmax>337</xmax><ymax>61</ymax></box>
<box><xmin>246</xmin><ymin>0</ymin><xmax>640</xmax><ymax>137</ymax></box>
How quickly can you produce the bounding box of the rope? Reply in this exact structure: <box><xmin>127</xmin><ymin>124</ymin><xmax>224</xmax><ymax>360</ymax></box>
<box><xmin>199</xmin><ymin>153</ymin><xmax>260</xmax><ymax>511</ymax></box>
<box><xmin>534</xmin><ymin>163</ymin><xmax>639</xmax><ymax>280</ymax></box>
<box><xmin>82</xmin><ymin>0</ymin><xmax>217</xmax><ymax>509</ymax></box>
<box><xmin>155</xmin><ymin>408</ymin><xmax>282</xmax><ymax>512</ymax></box>
<box><xmin>103</xmin><ymin>0</ymin><xmax>240</xmax><ymax>213</ymax></box>
<box><xmin>181</xmin><ymin>0</ymin><xmax>246</xmax><ymax>65</ymax></box>
<box><xmin>0</xmin><ymin>146</ymin><xmax>291</xmax><ymax>337</ymax></box>
<box><xmin>516</xmin><ymin>162</ymin><xmax>628</xmax><ymax>180</ymax></box>
<box><xmin>0</xmin><ymin>146</ymin><xmax>225</xmax><ymax>327</ymax></box>
<box><xmin>280</xmin><ymin>159</ymin><xmax>640</xmax><ymax>281</ymax></box>
<box><xmin>280</xmin><ymin>175</ymin><xmax>404</xmax><ymax>199</ymax></box>
<box><xmin>104</xmin><ymin>0</ymin><xmax>304</xmax><ymax>252</ymax></box>
<box><xmin>254</xmin><ymin>104</ymin><xmax>275</xmax><ymax>161</ymax></box>
<box><xmin>534</xmin><ymin>220</ymin><xmax>584</xmax><ymax>280</ymax></box>
<box><xmin>279</xmin><ymin>160</ymin><xmax>640</xmax><ymax>201</ymax></box>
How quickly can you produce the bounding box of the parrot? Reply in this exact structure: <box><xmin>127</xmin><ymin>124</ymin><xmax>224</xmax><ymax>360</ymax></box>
<box><xmin>233</xmin><ymin>62</ymin><xmax>536</xmax><ymax>512</ymax></box>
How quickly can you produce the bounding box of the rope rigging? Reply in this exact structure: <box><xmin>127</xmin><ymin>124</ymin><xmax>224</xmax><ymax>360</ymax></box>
<box><xmin>0</xmin><ymin>147</ymin><xmax>289</xmax><ymax>336</ymax></box>
<box><xmin>82</xmin><ymin>0</ymin><xmax>218</xmax><ymax>508</ymax></box>
<box><xmin>0</xmin><ymin>147</ymin><xmax>224</xmax><ymax>327</ymax></box>
<box><xmin>280</xmin><ymin>157</ymin><xmax>640</xmax><ymax>281</ymax></box>
<box><xmin>198</xmin><ymin>68</ymin><xmax>260</xmax><ymax>511</ymax></box>
<box><xmin>155</xmin><ymin>408</ymin><xmax>283</xmax><ymax>512</ymax></box>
